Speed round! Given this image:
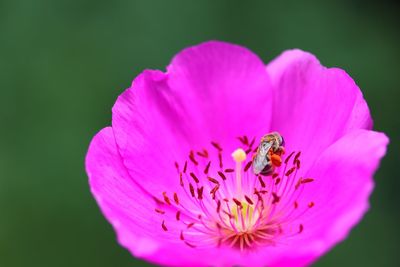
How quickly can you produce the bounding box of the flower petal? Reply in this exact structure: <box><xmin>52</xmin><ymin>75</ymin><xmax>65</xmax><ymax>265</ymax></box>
<box><xmin>86</xmin><ymin>127</ymin><xmax>217</xmax><ymax>266</ymax></box>
<box><xmin>267</xmin><ymin>49</ymin><xmax>373</xmax><ymax>172</ymax></box>
<box><xmin>86</xmin><ymin>127</ymin><xmax>162</xmax><ymax>251</ymax></box>
<box><xmin>112</xmin><ymin>41</ymin><xmax>273</xmax><ymax>193</ymax></box>
<box><xmin>167</xmin><ymin>41</ymin><xmax>273</xmax><ymax>144</ymax></box>
<box><xmin>283</xmin><ymin>129</ymin><xmax>388</xmax><ymax>265</ymax></box>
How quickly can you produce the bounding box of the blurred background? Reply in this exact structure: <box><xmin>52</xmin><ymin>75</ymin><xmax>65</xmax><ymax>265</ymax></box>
<box><xmin>1</xmin><ymin>0</ymin><xmax>399</xmax><ymax>266</ymax></box>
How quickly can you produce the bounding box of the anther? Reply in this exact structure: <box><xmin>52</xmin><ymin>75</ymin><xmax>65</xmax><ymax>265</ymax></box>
<box><xmin>197</xmin><ymin>149</ymin><xmax>209</xmax><ymax>158</ymax></box>
<box><xmin>284</xmin><ymin>151</ymin><xmax>295</xmax><ymax>164</ymax></box>
<box><xmin>301</xmin><ymin>178</ymin><xmax>314</xmax><ymax>184</ymax></box>
<box><xmin>249</xmin><ymin>137</ymin><xmax>256</xmax><ymax>148</ymax></box>
<box><xmin>183</xmin><ymin>161</ymin><xmax>187</xmax><ymax>173</ymax></box>
<box><xmin>218</xmin><ymin>171</ymin><xmax>227</xmax><ymax>181</ymax></box>
<box><xmin>197</xmin><ymin>186</ymin><xmax>204</xmax><ymax>200</ymax></box>
<box><xmin>218</xmin><ymin>153</ymin><xmax>223</xmax><ymax>168</ymax></box>
<box><xmin>190</xmin><ymin>172</ymin><xmax>200</xmax><ymax>183</ymax></box>
<box><xmin>233</xmin><ymin>198</ymin><xmax>242</xmax><ymax>208</ymax></box>
<box><xmin>189</xmin><ymin>183</ymin><xmax>195</xmax><ymax>197</ymax></box>
<box><xmin>208</xmin><ymin>177</ymin><xmax>219</xmax><ymax>184</ymax></box>
<box><xmin>180</xmin><ymin>231</ymin><xmax>184</xmax><ymax>240</ymax></box>
<box><xmin>210</xmin><ymin>185</ymin><xmax>220</xmax><ymax>199</ymax></box>
<box><xmin>211</xmin><ymin>141</ymin><xmax>223</xmax><ymax>151</ymax></box>
<box><xmin>204</xmin><ymin>161</ymin><xmax>211</xmax><ymax>174</ymax></box>
<box><xmin>295</xmin><ymin>159</ymin><xmax>301</xmax><ymax>169</ymax></box>
<box><xmin>163</xmin><ymin>192</ymin><xmax>171</xmax><ymax>205</ymax></box>
<box><xmin>308</xmin><ymin>202</ymin><xmax>315</xmax><ymax>208</ymax></box>
<box><xmin>224</xmin><ymin>168</ymin><xmax>234</xmax><ymax>173</ymax></box>
<box><xmin>176</xmin><ymin>211</ymin><xmax>181</xmax><ymax>221</ymax></box>
<box><xmin>298</xmin><ymin>224</ymin><xmax>304</xmax><ymax>233</ymax></box>
<box><xmin>187</xmin><ymin>222</ymin><xmax>195</xmax><ymax>229</ymax></box>
<box><xmin>173</xmin><ymin>193</ymin><xmax>179</xmax><ymax>205</ymax></box>
<box><xmin>185</xmin><ymin>241</ymin><xmax>196</xmax><ymax>248</ymax></box>
<box><xmin>179</xmin><ymin>173</ymin><xmax>184</xmax><ymax>186</ymax></box>
<box><xmin>294</xmin><ymin>201</ymin><xmax>299</xmax><ymax>209</ymax></box>
<box><xmin>258</xmin><ymin>175</ymin><xmax>266</xmax><ymax>188</ymax></box>
<box><xmin>155</xmin><ymin>208</ymin><xmax>165</xmax><ymax>214</ymax></box>
<box><xmin>245</xmin><ymin>147</ymin><xmax>253</xmax><ymax>154</ymax></box>
<box><xmin>189</xmin><ymin>151</ymin><xmax>198</xmax><ymax>166</ymax></box>
<box><xmin>217</xmin><ymin>200</ymin><xmax>221</xmax><ymax>213</ymax></box>
<box><xmin>244</xmin><ymin>195</ymin><xmax>254</xmax><ymax>205</ymax></box>
<box><xmin>275</xmin><ymin>178</ymin><xmax>281</xmax><ymax>185</ymax></box>
<box><xmin>210</xmin><ymin>184</ymin><xmax>219</xmax><ymax>195</ymax></box>
<box><xmin>162</xmin><ymin>220</ymin><xmax>168</xmax><ymax>231</ymax></box>
<box><xmin>285</xmin><ymin>166</ymin><xmax>296</xmax><ymax>176</ymax></box>
<box><xmin>295</xmin><ymin>178</ymin><xmax>302</xmax><ymax>190</ymax></box>
<box><xmin>272</xmin><ymin>173</ymin><xmax>279</xmax><ymax>179</ymax></box>
<box><xmin>244</xmin><ymin>161</ymin><xmax>252</xmax><ymax>172</ymax></box>
<box><xmin>174</xmin><ymin>162</ymin><xmax>179</xmax><ymax>173</ymax></box>
<box><xmin>294</xmin><ymin>151</ymin><xmax>301</xmax><ymax>163</ymax></box>
<box><xmin>272</xmin><ymin>192</ymin><xmax>280</xmax><ymax>204</ymax></box>
<box><xmin>243</xmin><ymin>135</ymin><xmax>249</xmax><ymax>145</ymax></box>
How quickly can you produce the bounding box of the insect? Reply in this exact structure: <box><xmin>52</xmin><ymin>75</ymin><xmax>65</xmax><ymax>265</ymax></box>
<box><xmin>252</xmin><ymin>132</ymin><xmax>285</xmax><ymax>176</ymax></box>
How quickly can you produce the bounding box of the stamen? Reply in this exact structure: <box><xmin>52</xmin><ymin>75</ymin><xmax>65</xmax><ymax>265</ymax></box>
<box><xmin>190</xmin><ymin>172</ymin><xmax>200</xmax><ymax>184</ymax></box>
<box><xmin>244</xmin><ymin>195</ymin><xmax>254</xmax><ymax>205</ymax></box>
<box><xmin>162</xmin><ymin>220</ymin><xmax>168</xmax><ymax>231</ymax></box>
<box><xmin>301</xmin><ymin>178</ymin><xmax>314</xmax><ymax>184</ymax></box>
<box><xmin>204</xmin><ymin>161</ymin><xmax>211</xmax><ymax>174</ymax></box>
<box><xmin>159</xmin><ymin>135</ymin><xmax>315</xmax><ymax>251</ymax></box>
<box><xmin>189</xmin><ymin>151</ymin><xmax>198</xmax><ymax>166</ymax></box>
<box><xmin>244</xmin><ymin>160</ymin><xmax>252</xmax><ymax>172</ymax></box>
<box><xmin>197</xmin><ymin>149</ymin><xmax>209</xmax><ymax>158</ymax></box>
<box><xmin>211</xmin><ymin>141</ymin><xmax>223</xmax><ymax>151</ymax></box>
<box><xmin>163</xmin><ymin>192</ymin><xmax>171</xmax><ymax>205</ymax></box>
<box><xmin>208</xmin><ymin>177</ymin><xmax>219</xmax><ymax>184</ymax></box>
<box><xmin>218</xmin><ymin>171</ymin><xmax>227</xmax><ymax>181</ymax></box>
<box><xmin>183</xmin><ymin>161</ymin><xmax>188</xmax><ymax>173</ymax></box>
<box><xmin>155</xmin><ymin>208</ymin><xmax>165</xmax><ymax>214</ymax></box>
<box><xmin>173</xmin><ymin>193</ymin><xmax>180</xmax><ymax>205</ymax></box>
<box><xmin>189</xmin><ymin>183</ymin><xmax>195</xmax><ymax>197</ymax></box>
<box><xmin>258</xmin><ymin>175</ymin><xmax>266</xmax><ymax>188</ymax></box>
<box><xmin>284</xmin><ymin>151</ymin><xmax>295</xmax><ymax>164</ymax></box>
<box><xmin>197</xmin><ymin>186</ymin><xmax>204</xmax><ymax>200</ymax></box>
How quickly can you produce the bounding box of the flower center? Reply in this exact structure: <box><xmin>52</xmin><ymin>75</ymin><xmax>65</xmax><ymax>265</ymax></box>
<box><xmin>154</xmin><ymin>134</ymin><xmax>315</xmax><ymax>251</ymax></box>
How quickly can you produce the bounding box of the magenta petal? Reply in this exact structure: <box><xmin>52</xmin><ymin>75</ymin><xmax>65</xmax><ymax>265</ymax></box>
<box><xmin>267</xmin><ymin>49</ymin><xmax>373</xmax><ymax>172</ymax></box>
<box><xmin>86</xmin><ymin>127</ymin><xmax>213</xmax><ymax>266</ymax></box>
<box><xmin>112</xmin><ymin>41</ymin><xmax>273</xmax><ymax>192</ymax></box>
<box><xmin>284</xmin><ymin>129</ymin><xmax>388</xmax><ymax>265</ymax></box>
<box><xmin>167</xmin><ymin>41</ymin><xmax>273</xmax><ymax>143</ymax></box>
<box><xmin>86</xmin><ymin>127</ymin><xmax>162</xmax><ymax>254</ymax></box>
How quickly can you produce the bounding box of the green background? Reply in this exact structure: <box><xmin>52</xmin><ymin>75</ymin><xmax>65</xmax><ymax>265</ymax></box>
<box><xmin>1</xmin><ymin>1</ymin><xmax>398</xmax><ymax>266</ymax></box>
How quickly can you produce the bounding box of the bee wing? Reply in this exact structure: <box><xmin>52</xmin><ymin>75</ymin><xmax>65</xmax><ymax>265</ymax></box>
<box><xmin>253</xmin><ymin>142</ymin><xmax>272</xmax><ymax>174</ymax></box>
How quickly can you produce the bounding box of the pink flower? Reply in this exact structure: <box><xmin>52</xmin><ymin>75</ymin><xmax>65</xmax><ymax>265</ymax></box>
<box><xmin>85</xmin><ymin>41</ymin><xmax>388</xmax><ymax>267</ymax></box>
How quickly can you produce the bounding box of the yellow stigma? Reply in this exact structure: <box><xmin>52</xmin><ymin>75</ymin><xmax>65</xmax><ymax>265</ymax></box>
<box><xmin>231</xmin><ymin>148</ymin><xmax>247</xmax><ymax>163</ymax></box>
<box><xmin>231</xmin><ymin>148</ymin><xmax>247</xmax><ymax>197</ymax></box>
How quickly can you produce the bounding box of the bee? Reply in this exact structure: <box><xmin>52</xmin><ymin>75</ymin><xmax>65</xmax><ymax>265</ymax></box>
<box><xmin>252</xmin><ymin>132</ymin><xmax>285</xmax><ymax>176</ymax></box>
